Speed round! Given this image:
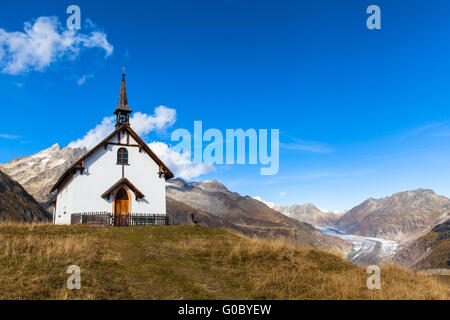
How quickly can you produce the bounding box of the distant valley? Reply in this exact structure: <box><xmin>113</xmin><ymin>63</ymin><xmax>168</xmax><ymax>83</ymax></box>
<box><xmin>254</xmin><ymin>191</ymin><xmax>449</xmax><ymax>266</ymax></box>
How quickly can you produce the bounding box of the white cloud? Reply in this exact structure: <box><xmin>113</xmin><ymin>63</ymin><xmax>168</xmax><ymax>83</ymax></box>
<box><xmin>0</xmin><ymin>16</ymin><xmax>113</xmax><ymax>75</ymax></box>
<box><xmin>0</xmin><ymin>133</ymin><xmax>20</xmax><ymax>140</ymax></box>
<box><xmin>130</xmin><ymin>106</ymin><xmax>176</xmax><ymax>136</ymax></box>
<box><xmin>408</xmin><ymin>121</ymin><xmax>446</xmax><ymax>135</ymax></box>
<box><xmin>432</xmin><ymin>131</ymin><xmax>450</xmax><ymax>137</ymax></box>
<box><xmin>149</xmin><ymin>141</ymin><xmax>215</xmax><ymax>180</ymax></box>
<box><xmin>68</xmin><ymin>106</ymin><xmax>176</xmax><ymax>150</ymax></box>
<box><xmin>77</xmin><ymin>73</ymin><xmax>94</xmax><ymax>86</ymax></box>
<box><xmin>66</xmin><ymin>106</ymin><xmax>212</xmax><ymax>179</ymax></box>
<box><xmin>365</xmin><ymin>150</ymin><xmax>422</xmax><ymax>161</ymax></box>
<box><xmin>67</xmin><ymin>116</ymin><xmax>115</xmax><ymax>150</ymax></box>
<box><xmin>280</xmin><ymin>139</ymin><xmax>333</xmax><ymax>154</ymax></box>
<box><xmin>279</xmin><ymin>191</ymin><xmax>286</xmax><ymax>197</ymax></box>
<box><xmin>84</xmin><ymin>19</ymin><xmax>97</xmax><ymax>30</ymax></box>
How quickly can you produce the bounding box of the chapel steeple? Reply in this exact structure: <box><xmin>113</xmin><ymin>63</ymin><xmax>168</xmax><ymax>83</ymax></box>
<box><xmin>114</xmin><ymin>72</ymin><xmax>132</xmax><ymax>126</ymax></box>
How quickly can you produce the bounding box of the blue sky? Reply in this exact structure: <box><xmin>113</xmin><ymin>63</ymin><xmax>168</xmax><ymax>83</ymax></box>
<box><xmin>1</xmin><ymin>0</ymin><xmax>450</xmax><ymax>210</ymax></box>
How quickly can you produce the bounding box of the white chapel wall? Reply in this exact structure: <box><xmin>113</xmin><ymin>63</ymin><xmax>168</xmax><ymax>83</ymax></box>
<box><xmin>54</xmin><ymin>131</ymin><xmax>168</xmax><ymax>224</ymax></box>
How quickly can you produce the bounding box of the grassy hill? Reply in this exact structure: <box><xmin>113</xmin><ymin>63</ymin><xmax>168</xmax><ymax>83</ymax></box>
<box><xmin>0</xmin><ymin>223</ymin><xmax>448</xmax><ymax>300</ymax></box>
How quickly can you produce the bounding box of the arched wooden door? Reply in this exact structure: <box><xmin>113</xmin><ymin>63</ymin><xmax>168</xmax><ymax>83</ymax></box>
<box><xmin>114</xmin><ymin>188</ymin><xmax>129</xmax><ymax>226</ymax></box>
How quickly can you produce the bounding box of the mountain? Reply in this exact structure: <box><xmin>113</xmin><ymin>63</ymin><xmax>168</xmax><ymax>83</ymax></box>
<box><xmin>0</xmin><ymin>144</ymin><xmax>86</xmax><ymax>204</ymax></box>
<box><xmin>278</xmin><ymin>203</ymin><xmax>339</xmax><ymax>228</ymax></box>
<box><xmin>253</xmin><ymin>196</ymin><xmax>340</xmax><ymax>228</ymax></box>
<box><xmin>0</xmin><ymin>169</ymin><xmax>50</xmax><ymax>222</ymax></box>
<box><xmin>391</xmin><ymin>219</ymin><xmax>449</xmax><ymax>269</ymax></box>
<box><xmin>336</xmin><ymin>189</ymin><xmax>450</xmax><ymax>243</ymax></box>
<box><xmin>167</xmin><ymin>179</ymin><xmax>351</xmax><ymax>254</ymax></box>
<box><xmin>252</xmin><ymin>196</ymin><xmax>281</xmax><ymax>210</ymax></box>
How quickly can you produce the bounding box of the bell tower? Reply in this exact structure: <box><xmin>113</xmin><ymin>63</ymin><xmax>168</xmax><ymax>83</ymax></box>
<box><xmin>114</xmin><ymin>72</ymin><xmax>132</xmax><ymax>126</ymax></box>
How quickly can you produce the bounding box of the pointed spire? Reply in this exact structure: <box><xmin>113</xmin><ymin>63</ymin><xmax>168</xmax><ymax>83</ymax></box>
<box><xmin>114</xmin><ymin>72</ymin><xmax>132</xmax><ymax>126</ymax></box>
<box><xmin>114</xmin><ymin>72</ymin><xmax>132</xmax><ymax>114</ymax></box>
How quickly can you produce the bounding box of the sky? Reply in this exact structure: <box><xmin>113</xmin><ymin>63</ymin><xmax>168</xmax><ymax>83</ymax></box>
<box><xmin>1</xmin><ymin>0</ymin><xmax>450</xmax><ymax>210</ymax></box>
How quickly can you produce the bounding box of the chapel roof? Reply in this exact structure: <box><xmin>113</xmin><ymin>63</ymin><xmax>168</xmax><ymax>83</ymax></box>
<box><xmin>50</xmin><ymin>73</ymin><xmax>174</xmax><ymax>194</ymax></box>
<box><xmin>50</xmin><ymin>123</ymin><xmax>174</xmax><ymax>193</ymax></box>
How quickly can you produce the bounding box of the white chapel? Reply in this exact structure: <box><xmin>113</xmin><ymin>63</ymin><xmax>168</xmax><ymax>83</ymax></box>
<box><xmin>51</xmin><ymin>73</ymin><xmax>174</xmax><ymax>225</ymax></box>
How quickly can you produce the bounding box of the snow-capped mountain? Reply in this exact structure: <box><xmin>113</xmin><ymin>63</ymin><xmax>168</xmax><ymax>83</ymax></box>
<box><xmin>0</xmin><ymin>144</ymin><xmax>87</xmax><ymax>204</ymax></box>
<box><xmin>252</xmin><ymin>196</ymin><xmax>280</xmax><ymax>210</ymax></box>
<box><xmin>253</xmin><ymin>196</ymin><xmax>341</xmax><ymax>228</ymax></box>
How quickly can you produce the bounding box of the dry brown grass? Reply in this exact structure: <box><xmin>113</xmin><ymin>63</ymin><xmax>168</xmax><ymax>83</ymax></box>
<box><xmin>183</xmin><ymin>233</ymin><xmax>449</xmax><ymax>300</ymax></box>
<box><xmin>0</xmin><ymin>222</ymin><xmax>128</xmax><ymax>299</ymax></box>
<box><xmin>0</xmin><ymin>223</ymin><xmax>448</xmax><ymax>300</ymax></box>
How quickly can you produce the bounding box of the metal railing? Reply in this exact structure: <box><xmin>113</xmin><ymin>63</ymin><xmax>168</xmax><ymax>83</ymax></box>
<box><xmin>70</xmin><ymin>212</ymin><xmax>169</xmax><ymax>226</ymax></box>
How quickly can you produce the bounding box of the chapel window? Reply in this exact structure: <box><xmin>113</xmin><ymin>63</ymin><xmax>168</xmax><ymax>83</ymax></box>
<box><xmin>117</xmin><ymin>148</ymin><xmax>129</xmax><ymax>165</ymax></box>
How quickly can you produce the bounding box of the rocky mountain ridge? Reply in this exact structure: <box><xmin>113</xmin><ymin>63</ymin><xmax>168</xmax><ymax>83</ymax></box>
<box><xmin>390</xmin><ymin>219</ymin><xmax>449</xmax><ymax>269</ymax></box>
<box><xmin>336</xmin><ymin>189</ymin><xmax>450</xmax><ymax>243</ymax></box>
<box><xmin>253</xmin><ymin>196</ymin><xmax>341</xmax><ymax>228</ymax></box>
<box><xmin>0</xmin><ymin>169</ymin><xmax>50</xmax><ymax>222</ymax></box>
